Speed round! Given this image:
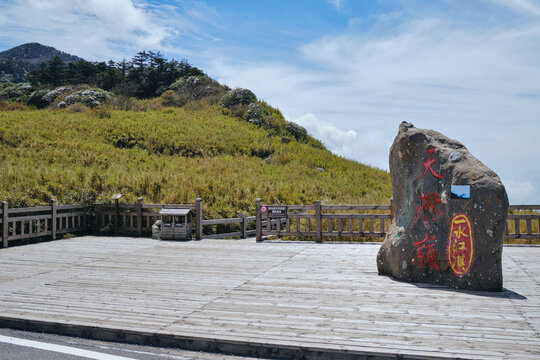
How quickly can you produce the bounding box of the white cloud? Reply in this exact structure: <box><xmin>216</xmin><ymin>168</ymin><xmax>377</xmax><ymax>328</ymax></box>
<box><xmin>0</xmin><ymin>0</ymin><xmax>175</xmax><ymax>60</ymax></box>
<box><xmin>505</xmin><ymin>180</ymin><xmax>537</xmax><ymax>204</ymax></box>
<box><xmin>293</xmin><ymin>113</ymin><xmax>390</xmax><ymax>169</ymax></box>
<box><xmin>487</xmin><ymin>0</ymin><xmax>540</xmax><ymax>17</ymax></box>
<box><xmin>205</xmin><ymin>15</ymin><xmax>540</xmax><ymax>204</ymax></box>
<box><xmin>327</xmin><ymin>0</ymin><xmax>345</xmax><ymax>11</ymax></box>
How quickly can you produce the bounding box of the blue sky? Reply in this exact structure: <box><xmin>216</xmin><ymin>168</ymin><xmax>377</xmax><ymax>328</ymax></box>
<box><xmin>1</xmin><ymin>0</ymin><xmax>540</xmax><ymax>203</ymax></box>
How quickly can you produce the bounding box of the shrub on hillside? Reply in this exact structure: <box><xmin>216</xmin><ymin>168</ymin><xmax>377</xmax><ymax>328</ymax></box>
<box><xmin>226</xmin><ymin>103</ymin><xmax>250</xmax><ymax>119</ymax></box>
<box><xmin>220</xmin><ymin>88</ymin><xmax>256</xmax><ymax>108</ymax></box>
<box><xmin>260</xmin><ymin>115</ymin><xmax>286</xmax><ymax>135</ymax></box>
<box><xmin>170</xmin><ymin>75</ymin><xmax>226</xmax><ymax>105</ymax></box>
<box><xmin>286</xmin><ymin>121</ymin><xmax>308</xmax><ymax>141</ymax></box>
<box><xmin>0</xmin><ymin>82</ymin><xmax>33</xmax><ymax>102</ymax></box>
<box><xmin>28</xmin><ymin>86</ymin><xmax>77</xmax><ymax>109</ymax></box>
<box><xmin>63</xmin><ymin>88</ymin><xmax>111</xmax><ymax>108</ymax></box>
<box><xmin>246</xmin><ymin>102</ymin><xmax>265</xmax><ymax>125</ymax></box>
<box><xmin>159</xmin><ymin>90</ymin><xmax>184</xmax><ymax>107</ymax></box>
<box><xmin>27</xmin><ymin>90</ymin><xmax>50</xmax><ymax>108</ymax></box>
<box><xmin>228</xmin><ymin>99</ymin><xmax>290</xmax><ymax>137</ymax></box>
<box><xmin>44</xmin><ymin>86</ymin><xmax>75</xmax><ymax>103</ymax></box>
<box><xmin>257</xmin><ymin>102</ymin><xmax>287</xmax><ymax>135</ymax></box>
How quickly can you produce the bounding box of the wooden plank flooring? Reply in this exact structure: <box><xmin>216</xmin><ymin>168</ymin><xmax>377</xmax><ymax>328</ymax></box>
<box><xmin>0</xmin><ymin>236</ymin><xmax>538</xmax><ymax>359</ymax></box>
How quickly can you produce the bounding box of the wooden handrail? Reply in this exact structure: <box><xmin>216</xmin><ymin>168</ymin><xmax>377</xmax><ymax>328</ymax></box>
<box><xmin>1</xmin><ymin>200</ymin><xmax>539</xmax><ymax>247</ymax></box>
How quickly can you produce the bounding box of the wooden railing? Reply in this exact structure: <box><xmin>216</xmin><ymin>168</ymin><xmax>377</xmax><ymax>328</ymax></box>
<box><xmin>0</xmin><ymin>199</ymin><xmax>539</xmax><ymax>248</ymax></box>
<box><xmin>255</xmin><ymin>199</ymin><xmax>391</xmax><ymax>242</ymax></box>
<box><xmin>93</xmin><ymin>198</ymin><xmax>256</xmax><ymax>240</ymax></box>
<box><xmin>1</xmin><ymin>200</ymin><xmax>87</xmax><ymax>247</ymax></box>
<box><xmin>202</xmin><ymin>214</ymin><xmax>256</xmax><ymax>239</ymax></box>
<box><xmin>256</xmin><ymin>200</ymin><xmax>540</xmax><ymax>243</ymax></box>
<box><xmin>94</xmin><ymin>198</ymin><xmax>202</xmax><ymax>239</ymax></box>
<box><xmin>506</xmin><ymin>205</ymin><xmax>540</xmax><ymax>240</ymax></box>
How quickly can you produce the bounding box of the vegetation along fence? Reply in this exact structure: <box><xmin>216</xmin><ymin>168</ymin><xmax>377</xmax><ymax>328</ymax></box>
<box><xmin>0</xmin><ymin>198</ymin><xmax>539</xmax><ymax>248</ymax></box>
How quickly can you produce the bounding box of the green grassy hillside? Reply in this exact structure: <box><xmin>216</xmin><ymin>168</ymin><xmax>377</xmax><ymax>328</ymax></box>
<box><xmin>0</xmin><ymin>106</ymin><xmax>391</xmax><ymax>218</ymax></box>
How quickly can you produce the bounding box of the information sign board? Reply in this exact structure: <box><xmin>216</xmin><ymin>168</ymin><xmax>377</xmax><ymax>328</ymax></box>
<box><xmin>267</xmin><ymin>205</ymin><xmax>287</xmax><ymax>218</ymax></box>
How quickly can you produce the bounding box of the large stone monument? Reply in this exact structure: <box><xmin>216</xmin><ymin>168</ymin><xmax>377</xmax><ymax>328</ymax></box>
<box><xmin>377</xmin><ymin>122</ymin><xmax>508</xmax><ymax>291</ymax></box>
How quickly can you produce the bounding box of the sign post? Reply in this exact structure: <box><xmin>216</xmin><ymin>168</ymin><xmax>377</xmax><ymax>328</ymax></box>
<box><xmin>256</xmin><ymin>199</ymin><xmax>262</xmax><ymax>242</ymax></box>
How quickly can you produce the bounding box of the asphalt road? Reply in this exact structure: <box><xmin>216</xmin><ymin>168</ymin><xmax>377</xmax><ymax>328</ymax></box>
<box><xmin>0</xmin><ymin>328</ymin><xmax>267</xmax><ymax>360</ymax></box>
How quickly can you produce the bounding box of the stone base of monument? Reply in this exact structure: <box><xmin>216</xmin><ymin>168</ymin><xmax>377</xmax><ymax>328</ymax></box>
<box><xmin>377</xmin><ymin>122</ymin><xmax>508</xmax><ymax>291</ymax></box>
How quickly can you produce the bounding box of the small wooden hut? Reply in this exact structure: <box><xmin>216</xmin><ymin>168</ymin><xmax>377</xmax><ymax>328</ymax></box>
<box><xmin>159</xmin><ymin>208</ymin><xmax>193</xmax><ymax>240</ymax></box>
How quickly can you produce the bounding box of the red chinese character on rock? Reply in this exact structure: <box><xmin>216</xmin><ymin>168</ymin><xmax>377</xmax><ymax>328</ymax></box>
<box><xmin>413</xmin><ymin>233</ymin><xmax>440</xmax><ymax>270</ymax></box>
<box><xmin>415</xmin><ymin>191</ymin><xmax>443</xmax><ymax>229</ymax></box>
<box><xmin>411</xmin><ymin>146</ymin><xmax>444</xmax><ymax>272</ymax></box>
<box><xmin>419</xmin><ymin>147</ymin><xmax>444</xmax><ymax>180</ymax></box>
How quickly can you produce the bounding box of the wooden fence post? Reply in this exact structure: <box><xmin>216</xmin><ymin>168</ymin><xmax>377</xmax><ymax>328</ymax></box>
<box><xmin>2</xmin><ymin>201</ymin><xmax>8</xmax><ymax>248</ymax></box>
<box><xmin>196</xmin><ymin>198</ymin><xmax>203</xmax><ymax>240</ymax></box>
<box><xmin>315</xmin><ymin>201</ymin><xmax>322</xmax><ymax>243</ymax></box>
<box><xmin>137</xmin><ymin>197</ymin><xmax>143</xmax><ymax>236</ymax></box>
<box><xmin>241</xmin><ymin>213</ymin><xmax>247</xmax><ymax>239</ymax></box>
<box><xmin>255</xmin><ymin>198</ymin><xmax>262</xmax><ymax>242</ymax></box>
<box><xmin>82</xmin><ymin>205</ymin><xmax>88</xmax><ymax>234</ymax></box>
<box><xmin>114</xmin><ymin>198</ymin><xmax>120</xmax><ymax>235</ymax></box>
<box><xmin>390</xmin><ymin>197</ymin><xmax>395</xmax><ymax>221</ymax></box>
<box><xmin>50</xmin><ymin>199</ymin><xmax>57</xmax><ymax>240</ymax></box>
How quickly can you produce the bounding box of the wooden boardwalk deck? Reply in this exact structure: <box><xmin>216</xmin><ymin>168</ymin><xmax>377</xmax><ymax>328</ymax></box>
<box><xmin>0</xmin><ymin>236</ymin><xmax>538</xmax><ymax>359</ymax></box>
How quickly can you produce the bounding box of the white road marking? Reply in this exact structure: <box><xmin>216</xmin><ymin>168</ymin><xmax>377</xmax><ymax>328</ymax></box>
<box><xmin>93</xmin><ymin>345</ymin><xmax>192</xmax><ymax>359</ymax></box>
<box><xmin>0</xmin><ymin>335</ymin><xmax>136</xmax><ymax>360</ymax></box>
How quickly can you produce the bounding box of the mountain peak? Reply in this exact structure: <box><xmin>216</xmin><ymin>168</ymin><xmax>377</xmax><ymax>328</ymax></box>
<box><xmin>0</xmin><ymin>43</ymin><xmax>83</xmax><ymax>82</ymax></box>
<box><xmin>0</xmin><ymin>42</ymin><xmax>83</xmax><ymax>64</ymax></box>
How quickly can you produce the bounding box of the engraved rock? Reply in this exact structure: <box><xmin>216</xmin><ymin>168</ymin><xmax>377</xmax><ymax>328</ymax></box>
<box><xmin>377</xmin><ymin>122</ymin><xmax>508</xmax><ymax>291</ymax></box>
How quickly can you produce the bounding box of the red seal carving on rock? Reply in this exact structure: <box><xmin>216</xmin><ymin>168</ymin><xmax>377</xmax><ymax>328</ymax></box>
<box><xmin>448</xmin><ymin>214</ymin><xmax>474</xmax><ymax>276</ymax></box>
